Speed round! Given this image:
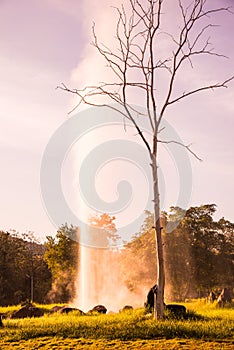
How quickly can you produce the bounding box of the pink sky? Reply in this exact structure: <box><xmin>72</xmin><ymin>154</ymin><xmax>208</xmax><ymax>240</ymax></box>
<box><xmin>0</xmin><ymin>0</ymin><xmax>234</xmax><ymax>241</ymax></box>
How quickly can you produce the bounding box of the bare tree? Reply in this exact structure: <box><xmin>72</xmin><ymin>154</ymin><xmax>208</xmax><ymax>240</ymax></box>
<box><xmin>60</xmin><ymin>0</ymin><xmax>233</xmax><ymax>319</ymax></box>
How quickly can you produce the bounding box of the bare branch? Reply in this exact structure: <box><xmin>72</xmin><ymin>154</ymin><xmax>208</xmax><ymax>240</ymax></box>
<box><xmin>158</xmin><ymin>1</ymin><xmax>232</xmax><ymax>124</ymax></box>
<box><xmin>168</xmin><ymin>76</ymin><xmax>234</xmax><ymax>106</ymax></box>
<box><xmin>158</xmin><ymin>139</ymin><xmax>202</xmax><ymax>161</ymax></box>
<box><xmin>60</xmin><ymin>0</ymin><xmax>233</xmax><ymax>152</ymax></box>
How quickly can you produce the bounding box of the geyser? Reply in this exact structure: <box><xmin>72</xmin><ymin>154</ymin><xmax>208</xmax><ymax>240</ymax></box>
<box><xmin>73</xmin><ymin>220</ymin><xmax>147</xmax><ymax>312</ymax></box>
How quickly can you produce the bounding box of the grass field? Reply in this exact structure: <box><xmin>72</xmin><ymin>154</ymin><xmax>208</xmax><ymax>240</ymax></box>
<box><xmin>0</xmin><ymin>300</ymin><xmax>233</xmax><ymax>349</ymax></box>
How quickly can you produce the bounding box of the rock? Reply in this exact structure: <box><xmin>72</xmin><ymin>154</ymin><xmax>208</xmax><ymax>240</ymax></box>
<box><xmin>49</xmin><ymin>305</ymin><xmax>66</xmax><ymax>313</ymax></box>
<box><xmin>11</xmin><ymin>304</ymin><xmax>44</xmax><ymax>319</ymax></box>
<box><xmin>59</xmin><ymin>306</ymin><xmax>84</xmax><ymax>315</ymax></box>
<box><xmin>90</xmin><ymin>305</ymin><xmax>107</xmax><ymax>314</ymax></box>
<box><xmin>120</xmin><ymin>305</ymin><xmax>134</xmax><ymax>312</ymax></box>
<box><xmin>49</xmin><ymin>305</ymin><xmax>85</xmax><ymax>315</ymax></box>
<box><xmin>165</xmin><ymin>304</ymin><xmax>186</xmax><ymax>316</ymax></box>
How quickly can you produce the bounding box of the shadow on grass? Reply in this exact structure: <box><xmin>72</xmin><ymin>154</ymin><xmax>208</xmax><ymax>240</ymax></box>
<box><xmin>164</xmin><ymin>309</ymin><xmax>207</xmax><ymax>321</ymax></box>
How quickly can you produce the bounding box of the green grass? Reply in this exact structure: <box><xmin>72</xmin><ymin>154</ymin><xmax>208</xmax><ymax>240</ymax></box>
<box><xmin>0</xmin><ymin>303</ymin><xmax>66</xmax><ymax>317</ymax></box>
<box><xmin>0</xmin><ymin>300</ymin><xmax>233</xmax><ymax>349</ymax></box>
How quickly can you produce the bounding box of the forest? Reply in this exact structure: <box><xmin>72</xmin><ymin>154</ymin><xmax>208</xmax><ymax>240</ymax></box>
<box><xmin>0</xmin><ymin>204</ymin><xmax>233</xmax><ymax>306</ymax></box>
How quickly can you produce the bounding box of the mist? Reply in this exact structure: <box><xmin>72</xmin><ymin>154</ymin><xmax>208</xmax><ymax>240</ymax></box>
<box><xmin>73</xmin><ymin>245</ymin><xmax>149</xmax><ymax>312</ymax></box>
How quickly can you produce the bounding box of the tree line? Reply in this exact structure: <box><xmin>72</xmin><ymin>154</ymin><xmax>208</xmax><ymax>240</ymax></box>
<box><xmin>0</xmin><ymin>225</ymin><xmax>78</xmax><ymax>306</ymax></box>
<box><xmin>122</xmin><ymin>204</ymin><xmax>234</xmax><ymax>301</ymax></box>
<box><xmin>0</xmin><ymin>204</ymin><xmax>233</xmax><ymax>306</ymax></box>
<box><xmin>0</xmin><ymin>231</ymin><xmax>51</xmax><ymax>305</ymax></box>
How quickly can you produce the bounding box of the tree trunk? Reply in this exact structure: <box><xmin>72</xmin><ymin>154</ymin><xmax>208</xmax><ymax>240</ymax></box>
<box><xmin>151</xmin><ymin>153</ymin><xmax>165</xmax><ymax>319</ymax></box>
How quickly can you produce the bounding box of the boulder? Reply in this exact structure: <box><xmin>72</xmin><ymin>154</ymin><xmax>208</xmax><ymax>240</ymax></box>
<box><xmin>90</xmin><ymin>305</ymin><xmax>107</xmax><ymax>314</ymax></box>
<box><xmin>11</xmin><ymin>303</ymin><xmax>44</xmax><ymax>319</ymax></box>
<box><xmin>120</xmin><ymin>305</ymin><xmax>133</xmax><ymax>312</ymax></box>
<box><xmin>165</xmin><ymin>304</ymin><xmax>186</xmax><ymax>316</ymax></box>
<box><xmin>49</xmin><ymin>305</ymin><xmax>66</xmax><ymax>314</ymax></box>
<box><xmin>59</xmin><ymin>306</ymin><xmax>84</xmax><ymax>315</ymax></box>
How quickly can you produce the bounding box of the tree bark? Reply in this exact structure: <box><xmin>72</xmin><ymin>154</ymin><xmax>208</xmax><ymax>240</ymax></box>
<box><xmin>151</xmin><ymin>148</ymin><xmax>165</xmax><ymax>320</ymax></box>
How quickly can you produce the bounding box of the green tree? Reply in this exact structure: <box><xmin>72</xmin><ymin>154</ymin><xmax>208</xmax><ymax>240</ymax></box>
<box><xmin>18</xmin><ymin>232</ymin><xmax>52</xmax><ymax>303</ymax></box>
<box><xmin>0</xmin><ymin>232</ymin><xmax>15</xmax><ymax>305</ymax></box>
<box><xmin>0</xmin><ymin>231</ymin><xmax>51</xmax><ymax>305</ymax></box>
<box><xmin>163</xmin><ymin>208</ymin><xmax>192</xmax><ymax>301</ymax></box>
<box><xmin>183</xmin><ymin>205</ymin><xmax>220</xmax><ymax>295</ymax></box>
<box><xmin>213</xmin><ymin>217</ymin><xmax>234</xmax><ymax>288</ymax></box>
<box><xmin>165</xmin><ymin>205</ymin><xmax>234</xmax><ymax>299</ymax></box>
<box><xmin>44</xmin><ymin>224</ymin><xmax>79</xmax><ymax>303</ymax></box>
<box><xmin>120</xmin><ymin>205</ymin><xmax>234</xmax><ymax>302</ymax></box>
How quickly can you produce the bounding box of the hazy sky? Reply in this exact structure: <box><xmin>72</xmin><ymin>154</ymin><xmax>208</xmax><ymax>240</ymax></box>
<box><xmin>0</xmin><ymin>0</ymin><xmax>234</xmax><ymax>241</ymax></box>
